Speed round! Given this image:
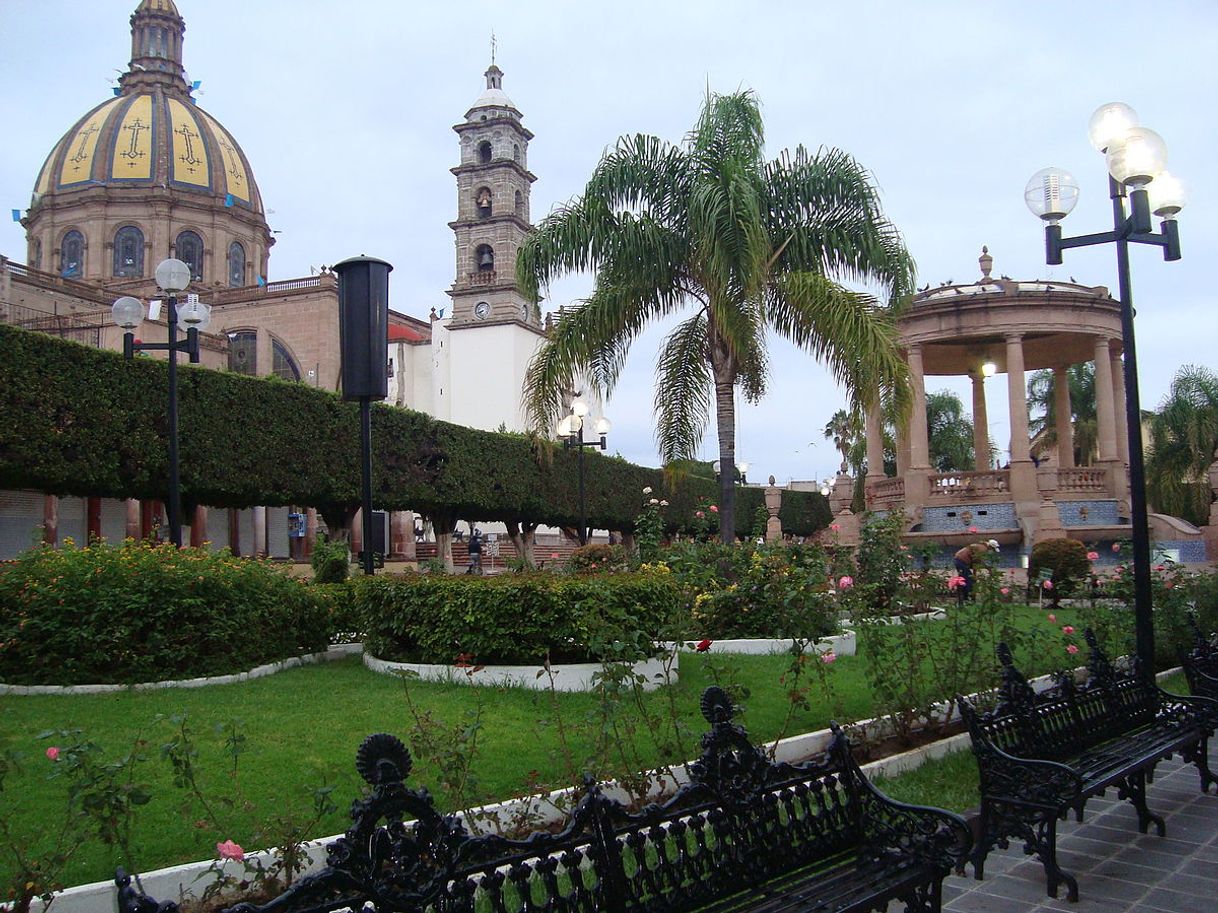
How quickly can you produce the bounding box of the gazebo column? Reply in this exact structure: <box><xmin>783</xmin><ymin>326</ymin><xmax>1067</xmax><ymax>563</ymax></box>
<box><xmin>971</xmin><ymin>371</ymin><xmax>989</xmax><ymax>471</ymax></box>
<box><xmin>253</xmin><ymin>505</ymin><xmax>267</xmax><ymax>558</ymax></box>
<box><xmin>1111</xmin><ymin>347</ymin><xmax>1130</xmax><ymax>464</ymax></box>
<box><xmin>1005</xmin><ymin>333</ymin><xmax>1036</xmax><ymax>502</ymax></box>
<box><xmin>1093</xmin><ymin>336</ymin><xmax>1120</xmax><ymax>463</ymax></box>
<box><xmin>126</xmin><ymin>499</ymin><xmax>141</xmax><ymax>539</ymax></box>
<box><xmin>1053</xmin><ymin>366</ymin><xmax>1075</xmax><ymax>468</ymax></box>
<box><xmin>905</xmin><ymin>344</ymin><xmax>931</xmax><ymax>507</ymax></box>
<box><xmin>865</xmin><ymin>403</ymin><xmax>885</xmax><ymax>483</ymax></box>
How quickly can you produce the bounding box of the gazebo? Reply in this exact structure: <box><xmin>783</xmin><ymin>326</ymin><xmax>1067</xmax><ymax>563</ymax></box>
<box><xmin>853</xmin><ymin>247</ymin><xmax>1204</xmax><ymax>565</ymax></box>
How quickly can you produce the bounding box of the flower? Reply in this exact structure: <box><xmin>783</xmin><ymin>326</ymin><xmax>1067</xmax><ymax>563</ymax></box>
<box><xmin>642</xmin><ymin>486</ymin><xmax>653</xmax><ymax>495</ymax></box>
<box><xmin>1086</xmin><ymin>551</ymin><xmax>1100</xmax><ymax>561</ymax></box>
<box><xmin>968</xmin><ymin>526</ymin><xmax>978</xmax><ymax>533</ymax></box>
<box><xmin>696</xmin><ymin>511</ymin><xmax>705</xmax><ymax>519</ymax></box>
<box><xmin>216</xmin><ymin>840</ymin><xmax>244</xmax><ymax>862</ymax></box>
<box><xmin>1062</xmin><ymin>625</ymin><xmax>1075</xmax><ymax>635</ymax></box>
<box><xmin>1048</xmin><ymin>613</ymin><xmax>1057</xmax><ymax>622</ymax></box>
<box><xmin>1000</xmin><ymin>586</ymin><xmax>1010</xmax><ymax>595</ymax></box>
<box><xmin>838</xmin><ymin>575</ymin><xmax>854</xmax><ymax>590</ymax></box>
<box><xmin>551</xmin><ymin>552</ymin><xmax>561</xmax><ymax>559</ymax></box>
<box><xmin>660</xmin><ymin>500</ymin><xmax>669</xmax><ymax>507</ymax></box>
<box><xmin>1066</xmin><ymin>644</ymin><xmax>1079</xmax><ymax>655</ymax></box>
<box><xmin>1154</xmin><ymin>564</ymin><xmax>1165</xmax><ymax>572</ymax></box>
<box><xmin>695</xmin><ymin>639</ymin><xmax>712</xmax><ymax>652</ymax></box>
<box><xmin>649</xmin><ymin>498</ymin><xmax>659</xmax><ymax>505</ymax></box>
<box><xmin>947</xmin><ymin>575</ymin><xmax>965</xmax><ymax>591</ymax></box>
<box><xmin>1112</xmin><ymin>542</ymin><xmax>1121</xmax><ymax>553</ymax></box>
<box><xmin>830</xmin><ymin>523</ymin><xmax>840</xmax><ymax>532</ymax></box>
<box><xmin>1043</xmin><ymin>579</ymin><xmax>1054</xmax><ymax>590</ymax></box>
<box><xmin>821</xmin><ymin>651</ymin><xmax>837</xmax><ymax>664</ymax></box>
<box><xmin>709</xmin><ymin>505</ymin><xmax>719</xmax><ymax>513</ymax></box>
<box><xmin>45</xmin><ymin>746</ymin><xmax>59</xmax><ymax>762</ymax></box>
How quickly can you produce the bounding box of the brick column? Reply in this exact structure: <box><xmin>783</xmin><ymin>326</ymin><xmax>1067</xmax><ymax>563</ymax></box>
<box><xmin>190</xmin><ymin>505</ymin><xmax>208</xmax><ymax>548</ymax></box>
<box><xmin>86</xmin><ymin>497</ymin><xmax>102</xmax><ymax>544</ymax></box>
<box><xmin>1093</xmin><ymin>336</ymin><xmax>1119</xmax><ymax>462</ymax></box>
<box><xmin>1053</xmin><ymin>366</ymin><xmax>1075</xmax><ymax>468</ymax></box>
<box><xmin>971</xmin><ymin>371</ymin><xmax>989</xmax><ymax>470</ymax></box>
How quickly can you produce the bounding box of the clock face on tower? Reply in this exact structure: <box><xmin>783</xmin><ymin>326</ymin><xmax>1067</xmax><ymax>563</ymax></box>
<box><xmin>474</xmin><ymin>301</ymin><xmax>491</xmax><ymax>320</ymax></box>
<box><xmin>519</xmin><ymin>303</ymin><xmax>529</xmax><ymax>321</ymax></box>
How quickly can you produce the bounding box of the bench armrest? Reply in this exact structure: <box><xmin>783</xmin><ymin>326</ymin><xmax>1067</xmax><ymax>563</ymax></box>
<box><xmin>1156</xmin><ymin>686</ymin><xmax>1218</xmax><ymax>731</ymax></box>
<box><xmin>854</xmin><ymin>774</ymin><xmax>973</xmax><ymax>870</ymax></box>
<box><xmin>970</xmin><ymin>735</ymin><xmax>1083</xmax><ymax>809</ymax></box>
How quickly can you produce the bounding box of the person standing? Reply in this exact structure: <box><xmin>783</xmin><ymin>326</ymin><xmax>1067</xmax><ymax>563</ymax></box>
<box><xmin>466</xmin><ymin>528</ymin><xmax>483</xmax><ymax>575</ymax></box>
<box><xmin>954</xmin><ymin>538</ymin><xmax>999</xmax><ymax>602</ymax></box>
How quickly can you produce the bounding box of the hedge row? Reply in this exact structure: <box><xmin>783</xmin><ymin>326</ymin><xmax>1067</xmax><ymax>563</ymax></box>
<box><xmin>353</xmin><ymin>571</ymin><xmax>681</xmax><ymax>664</ymax></box>
<box><xmin>0</xmin><ymin>325</ymin><xmax>830</xmax><ymax>534</ymax></box>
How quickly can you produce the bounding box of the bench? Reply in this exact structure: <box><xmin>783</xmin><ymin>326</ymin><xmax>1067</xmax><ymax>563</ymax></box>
<box><xmin>958</xmin><ymin>631</ymin><xmax>1217</xmax><ymax>902</ymax></box>
<box><xmin>1182</xmin><ymin>614</ymin><xmax>1218</xmax><ymax>703</ymax></box>
<box><xmin>117</xmin><ymin>685</ymin><xmax>971</xmax><ymax>913</ymax></box>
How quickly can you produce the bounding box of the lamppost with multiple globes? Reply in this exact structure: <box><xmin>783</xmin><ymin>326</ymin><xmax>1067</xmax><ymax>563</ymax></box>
<box><xmin>557</xmin><ymin>396</ymin><xmax>611</xmax><ymax>546</ymax></box>
<box><xmin>1025</xmin><ymin>102</ymin><xmax>1185</xmax><ymax>676</ymax></box>
<box><xmin>111</xmin><ymin>258</ymin><xmax>209</xmax><ymax>548</ymax></box>
<box><xmin>712</xmin><ymin>460</ymin><xmax>749</xmax><ymax>485</ymax></box>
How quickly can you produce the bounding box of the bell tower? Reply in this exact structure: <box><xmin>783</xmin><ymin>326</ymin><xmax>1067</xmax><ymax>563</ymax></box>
<box><xmin>447</xmin><ymin>62</ymin><xmax>539</xmax><ymax>327</ymax></box>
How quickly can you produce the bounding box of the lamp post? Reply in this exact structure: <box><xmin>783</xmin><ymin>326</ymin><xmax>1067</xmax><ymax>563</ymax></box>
<box><xmin>713</xmin><ymin>460</ymin><xmax>749</xmax><ymax>484</ymax></box>
<box><xmin>557</xmin><ymin>396</ymin><xmax>611</xmax><ymax>546</ymax></box>
<box><xmin>111</xmin><ymin>258</ymin><xmax>207</xmax><ymax>548</ymax></box>
<box><xmin>1026</xmin><ymin>102</ymin><xmax>1184</xmax><ymax>678</ymax></box>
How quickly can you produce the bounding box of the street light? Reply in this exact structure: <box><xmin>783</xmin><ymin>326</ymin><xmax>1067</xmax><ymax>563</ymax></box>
<box><xmin>557</xmin><ymin>396</ymin><xmax>611</xmax><ymax>546</ymax></box>
<box><xmin>713</xmin><ymin>460</ymin><xmax>749</xmax><ymax>484</ymax></box>
<box><xmin>110</xmin><ymin>258</ymin><xmax>209</xmax><ymax>548</ymax></box>
<box><xmin>1026</xmin><ymin>102</ymin><xmax>1184</xmax><ymax>677</ymax></box>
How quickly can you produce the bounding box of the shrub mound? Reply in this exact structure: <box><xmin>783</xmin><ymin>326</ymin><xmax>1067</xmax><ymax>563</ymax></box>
<box><xmin>355</xmin><ymin>571</ymin><xmax>679</xmax><ymax>665</ymax></box>
<box><xmin>0</xmin><ymin>541</ymin><xmax>333</xmax><ymax>685</ymax></box>
<box><xmin>1028</xmin><ymin>538</ymin><xmax>1090</xmax><ymax>605</ymax></box>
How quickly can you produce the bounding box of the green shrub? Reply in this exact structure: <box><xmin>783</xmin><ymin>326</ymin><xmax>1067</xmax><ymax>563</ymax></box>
<box><xmin>568</xmin><ymin>543</ymin><xmax>630</xmax><ymax>573</ymax></box>
<box><xmin>310</xmin><ymin>534</ymin><xmax>350</xmax><ymax>583</ymax></box>
<box><xmin>854</xmin><ymin>511</ymin><xmax>906</xmax><ymax>612</ymax></box>
<box><xmin>355</xmin><ymin>570</ymin><xmax>679</xmax><ymax>665</ymax></box>
<box><xmin>1028</xmin><ymin>538</ymin><xmax>1090</xmax><ymax>606</ymax></box>
<box><xmin>0</xmin><ymin>541</ymin><xmax>332</xmax><ymax>685</ymax></box>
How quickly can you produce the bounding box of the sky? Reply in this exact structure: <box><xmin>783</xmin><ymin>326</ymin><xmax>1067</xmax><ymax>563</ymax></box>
<box><xmin>3</xmin><ymin>0</ymin><xmax>1217</xmax><ymax>485</ymax></box>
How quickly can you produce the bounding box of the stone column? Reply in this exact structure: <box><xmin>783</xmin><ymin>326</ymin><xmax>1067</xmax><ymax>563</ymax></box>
<box><xmin>1111</xmin><ymin>347</ymin><xmax>1130</xmax><ymax>465</ymax></box>
<box><xmin>1093</xmin><ymin>336</ymin><xmax>1119</xmax><ymax>462</ymax></box>
<box><xmin>190</xmin><ymin>505</ymin><xmax>208</xmax><ymax>548</ymax></box>
<box><xmin>228</xmin><ymin>508</ymin><xmax>241</xmax><ymax>556</ymax></box>
<box><xmin>865</xmin><ymin>403</ymin><xmax>885</xmax><ymax>483</ymax></box>
<box><xmin>764</xmin><ymin>478</ymin><xmax>782</xmax><ymax>543</ymax></box>
<box><xmin>304</xmin><ymin>508</ymin><xmax>318</xmax><ymax>558</ymax></box>
<box><xmin>908</xmin><ymin>345</ymin><xmax>930</xmax><ymax>469</ymax></box>
<box><xmin>42</xmin><ymin>495</ymin><xmax>58</xmax><ymax>546</ymax></box>
<box><xmin>896</xmin><ymin>423</ymin><xmax>910</xmax><ymax>476</ymax></box>
<box><xmin>1053</xmin><ymin>366</ymin><xmax>1074</xmax><ymax>468</ymax></box>
<box><xmin>389</xmin><ymin>510</ymin><xmax>416</xmax><ymax>559</ymax></box>
<box><xmin>350</xmin><ymin>508</ymin><xmax>363</xmax><ymax>556</ymax></box>
<box><xmin>1006</xmin><ymin>333</ymin><xmax>1037</xmax><ymax>504</ymax></box>
<box><xmin>252</xmin><ymin>505</ymin><xmax>267</xmax><ymax>558</ymax></box>
<box><xmin>126</xmin><ymin>499</ymin><xmax>142</xmax><ymax>539</ymax></box>
<box><xmin>971</xmin><ymin>371</ymin><xmax>989</xmax><ymax>471</ymax></box>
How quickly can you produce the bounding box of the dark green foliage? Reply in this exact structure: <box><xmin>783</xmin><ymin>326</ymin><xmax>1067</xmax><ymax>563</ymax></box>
<box><xmin>0</xmin><ymin>326</ymin><xmax>828</xmax><ymax>536</ymax></box>
<box><xmin>567</xmin><ymin>543</ymin><xmax>630</xmax><ymax>573</ymax></box>
<box><xmin>310</xmin><ymin>534</ymin><xmax>350</xmax><ymax>583</ymax></box>
<box><xmin>854</xmin><ymin>511</ymin><xmax>906</xmax><ymax>612</ymax></box>
<box><xmin>0</xmin><ymin>541</ymin><xmax>332</xmax><ymax>685</ymax></box>
<box><xmin>354</xmin><ymin>571</ymin><xmax>680</xmax><ymax>665</ymax></box>
<box><xmin>1028</xmin><ymin>538</ymin><xmax>1091</xmax><ymax>605</ymax></box>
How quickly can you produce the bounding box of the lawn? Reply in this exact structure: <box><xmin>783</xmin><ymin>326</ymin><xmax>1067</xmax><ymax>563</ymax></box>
<box><xmin>0</xmin><ymin>602</ymin><xmax>1129</xmax><ymax>890</ymax></box>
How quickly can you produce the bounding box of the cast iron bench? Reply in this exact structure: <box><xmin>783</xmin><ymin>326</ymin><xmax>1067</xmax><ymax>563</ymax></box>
<box><xmin>958</xmin><ymin>631</ymin><xmax>1217</xmax><ymax>902</ymax></box>
<box><xmin>117</xmin><ymin>686</ymin><xmax>970</xmax><ymax>913</ymax></box>
<box><xmin>1182</xmin><ymin>615</ymin><xmax>1218</xmax><ymax>703</ymax></box>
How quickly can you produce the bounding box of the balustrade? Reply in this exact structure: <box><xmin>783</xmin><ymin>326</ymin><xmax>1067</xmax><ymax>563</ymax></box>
<box><xmin>928</xmin><ymin>470</ymin><xmax>1011</xmax><ymax>499</ymax></box>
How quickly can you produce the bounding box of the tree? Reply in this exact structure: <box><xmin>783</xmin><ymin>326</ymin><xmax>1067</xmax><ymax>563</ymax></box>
<box><xmin>823</xmin><ymin>409</ymin><xmax>861</xmax><ymax>473</ymax></box>
<box><xmin>926</xmin><ymin>390</ymin><xmax>974</xmax><ymax>472</ymax></box>
<box><xmin>518</xmin><ymin>91</ymin><xmax>913</xmax><ymax>543</ymax></box>
<box><xmin>1027</xmin><ymin>364</ymin><xmax>1097</xmax><ymax>466</ymax></box>
<box><xmin>1147</xmin><ymin>365</ymin><xmax>1218</xmax><ymax>526</ymax></box>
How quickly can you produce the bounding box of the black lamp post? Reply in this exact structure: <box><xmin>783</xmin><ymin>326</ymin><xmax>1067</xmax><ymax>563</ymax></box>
<box><xmin>1026</xmin><ymin>103</ymin><xmax>1185</xmax><ymax>677</ymax></box>
<box><xmin>112</xmin><ymin>258</ymin><xmax>207</xmax><ymax>548</ymax></box>
<box><xmin>557</xmin><ymin>396</ymin><xmax>611</xmax><ymax>546</ymax></box>
<box><xmin>713</xmin><ymin>459</ymin><xmax>750</xmax><ymax>485</ymax></box>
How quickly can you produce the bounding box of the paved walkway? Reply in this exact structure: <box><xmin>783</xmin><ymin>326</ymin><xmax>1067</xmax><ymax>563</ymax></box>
<box><xmin>939</xmin><ymin>747</ymin><xmax>1218</xmax><ymax>912</ymax></box>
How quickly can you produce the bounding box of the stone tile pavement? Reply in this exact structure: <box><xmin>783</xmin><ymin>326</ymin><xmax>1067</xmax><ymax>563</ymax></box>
<box><xmin>936</xmin><ymin>747</ymin><xmax>1218</xmax><ymax>912</ymax></box>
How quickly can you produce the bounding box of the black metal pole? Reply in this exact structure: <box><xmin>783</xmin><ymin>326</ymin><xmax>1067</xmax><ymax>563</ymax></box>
<box><xmin>577</xmin><ymin>431</ymin><xmax>587</xmax><ymax>546</ymax></box>
<box><xmin>1110</xmin><ymin>176</ymin><xmax>1155</xmax><ymax>676</ymax></box>
<box><xmin>166</xmin><ymin>293</ymin><xmax>182</xmax><ymax>548</ymax></box>
<box><xmin>360</xmin><ymin>396</ymin><xmax>374</xmax><ymax>576</ymax></box>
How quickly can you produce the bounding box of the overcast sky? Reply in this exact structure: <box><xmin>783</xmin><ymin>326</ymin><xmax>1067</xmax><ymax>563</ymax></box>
<box><xmin>4</xmin><ymin>1</ymin><xmax>1216</xmax><ymax>484</ymax></box>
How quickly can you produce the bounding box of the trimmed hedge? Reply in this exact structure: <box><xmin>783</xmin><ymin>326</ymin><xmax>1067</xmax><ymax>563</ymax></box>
<box><xmin>0</xmin><ymin>325</ymin><xmax>829</xmax><ymax>535</ymax></box>
<box><xmin>354</xmin><ymin>571</ymin><xmax>680</xmax><ymax>664</ymax></box>
<box><xmin>0</xmin><ymin>541</ymin><xmax>333</xmax><ymax>685</ymax></box>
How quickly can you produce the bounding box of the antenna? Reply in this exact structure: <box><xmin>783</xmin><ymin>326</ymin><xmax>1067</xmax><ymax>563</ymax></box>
<box><xmin>490</xmin><ymin>31</ymin><xmax>496</xmax><ymax>65</ymax></box>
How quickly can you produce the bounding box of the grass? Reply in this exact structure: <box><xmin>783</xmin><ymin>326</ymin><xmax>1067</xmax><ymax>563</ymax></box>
<box><xmin>0</xmin><ymin>602</ymin><xmax>1135</xmax><ymax>890</ymax></box>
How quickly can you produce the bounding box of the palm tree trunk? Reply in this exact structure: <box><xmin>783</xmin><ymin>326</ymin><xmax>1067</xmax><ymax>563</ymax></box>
<box><xmin>714</xmin><ymin>374</ymin><xmax>737</xmax><ymax>546</ymax></box>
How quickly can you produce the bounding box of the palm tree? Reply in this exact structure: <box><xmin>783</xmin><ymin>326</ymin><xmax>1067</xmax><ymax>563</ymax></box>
<box><xmin>1027</xmin><ymin>364</ymin><xmax>1097</xmax><ymax>466</ymax></box>
<box><xmin>518</xmin><ymin>91</ymin><xmax>913</xmax><ymax>543</ymax></box>
<box><xmin>1147</xmin><ymin>365</ymin><xmax>1218</xmax><ymax>526</ymax></box>
<box><xmin>823</xmin><ymin>409</ymin><xmax>861</xmax><ymax>473</ymax></box>
<box><xmin>926</xmin><ymin>390</ymin><xmax>974</xmax><ymax>472</ymax></box>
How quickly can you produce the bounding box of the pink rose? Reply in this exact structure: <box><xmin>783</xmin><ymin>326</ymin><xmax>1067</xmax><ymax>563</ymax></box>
<box><xmin>821</xmin><ymin>651</ymin><xmax>837</xmax><ymax>664</ymax></box>
<box><xmin>1112</xmin><ymin>542</ymin><xmax>1121</xmax><ymax>553</ymax></box>
<box><xmin>838</xmin><ymin>576</ymin><xmax>854</xmax><ymax>590</ymax></box>
<box><xmin>1062</xmin><ymin>625</ymin><xmax>1075</xmax><ymax>635</ymax></box>
<box><xmin>830</xmin><ymin>524</ymin><xmax>840</xmax><ymax>532</ymax></box>
<box><xmin>45</xmin><ymin>746</ymin><xmax>60</xmax><ymax>762</ymax></box>
<box><xmin>695</xmin><ymin>639</ymin><xmax>712</xmax><ymax>652</ymax></box>
<box><xmin>1000</xmin><ymin>586</ymin><xmax>1010</xmax><ymax>595</ymax></box>
<box><xmin>1043</xmin><ymin>580</ymin><xmax>1054</xmax><ymax>590</ymax></box>
<box><xmin>709</xmin><ymin>505</ymin><xmax>719</xmax><ymax>513</ymax></box>
<box><xmin>1067</xmin><ymin>644</ymin><xmax>1079</xmax><ymax>655</ymax></box>
<box><xmin>1166</xmin><ymin>581</ymin><xmax>1174</xmax><ymax>589</ymax></box>
<box><xmin>947</xmin><ymin>575</ymin><xmax>965</xmax><ymax>591</ymax></box>
<box><xmin>1154</xmin><ymin>564</ymin><xmax>1165</xmax><ymax>572</ymax></box>
<box><xmin>969</xmin><ymin>526</ymin><xmax>978</xmax><ymax>533</ymax></box>
<box><xmin>1048</xmin><ymin>614</ymin><xmax>1057</xmax><ymax>622</ymax></box>
<box><xmin>1087</xmin><ymin>551</ymin><xmax>1099</xmax><ymax>561</ymax></box>
<box><xmin>217</xmin><ymin>839</ymin><xmax>244</xmax><ymax>862</ymax></box>
<box><xmin>696</xmin><ymin>511</ymin><xmax>705</xmax><ymax>519</ymax></box>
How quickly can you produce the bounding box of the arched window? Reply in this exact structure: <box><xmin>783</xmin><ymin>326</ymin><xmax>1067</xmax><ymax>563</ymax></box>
<box><xmin>61</xmin><ymin>230</ymin><xmax>84</xmax><ymax>278</ymax></box>
<box><xmin>475</xmin><ymin>244</ymin><xmax>494</xmax><ymax>272</ymax></box>
<box><xmin>228</xmin><ymin>330</ymin><xmax>257</xmax><ymax>375</ymax></box>
<box><xmin>478</xmin><ymin>141</ymin><xmax>492</xmax><ymax>164</ymax></box>
<box><xmin>513</xmin><ymin>144</ymin><xmax>521</xmax><ymax>163</ymax></box>
<box><xmin>228</xmin><ymin>241</ymin><xmax>245</xmax><ymax>287</ymax></box>
<box><xmin>272</xmin><ymin>339</ymin><xmax>301</xmax><ymax>382</ymax></box>
<box><xmin>475</xmin><ymin>186</ymin><xmax>493</xmax><ymax>217</ymax></box>
<box><xmin>515</xmin><ymin>190</ymin><xmax>523</xmax><ymax>216</ymax></box>
<box><xmin>113</xmin><ymin>226</ymin><xmax>144</xmax><ymax>278</ymax></box>
<box><xmin>31</xmin><ymin>239</ymin><xmax>42</xmax><ymax>271</ymax></box>
<box><xmin>175</xmin><ymin>230</ymin><xmax>204</xmax><ymax>282</ymax></box>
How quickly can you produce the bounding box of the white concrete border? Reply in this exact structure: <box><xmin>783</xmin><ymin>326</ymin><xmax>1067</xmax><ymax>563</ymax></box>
<box><xmin>362</xmin><ymin>650</ymin><xmax>678</xmax><ymax>692</ymax></box>
<box><xmin>677</xmin><ymin>631</ymin><xmax>856</xmax><ymax>656</ymax></box>
<box><xmin>0</xmin><ymin>643</ymin><xmax>363</xmax><ymax>695</ymax></box>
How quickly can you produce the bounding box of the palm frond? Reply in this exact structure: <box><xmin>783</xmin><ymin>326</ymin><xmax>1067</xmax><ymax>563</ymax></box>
<box><xmin>654</xmin><ymin>314</ymin><xmax>713</xmax><ymax>462</ymax></box>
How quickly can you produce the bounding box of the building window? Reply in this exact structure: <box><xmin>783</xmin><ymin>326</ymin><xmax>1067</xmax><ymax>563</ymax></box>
<box><xmin>272</xmin><ymin>339</ymin><xmax>300</xmax><ymax>381</ymax></box>
<box><xmin>513</xmin><ymin>143</ymin><xmax>521</xmax><ymax>163</ymax></box>
<box><xmin>175</xmin><ymin>230</ymin><xmax>204</xmax><ymax>281</ymax></box>
<box><xmin>113</xmin><ymin>226</ymin><xmax>144</xmax><ymax>278</ymax></box>
<box><xmin>228</xmin><ymin>241</ymin><xmax>245</xmax><ymax>287</ymax></box>
<box><xmin>475</xmin><ymin>186</ymin><xmax>492</xmax><ymax>217</ymax></box>
<box><xmin>61</xmin><ymin>230</ymin><xmax>84</xmax><ymax>278</ymax></box>
<box><xmin>228</xmin><ymin>330</ymin><xmax>257</xmax><ymax>375</ymax></box>
<box><xmin>478</xmin><ymin>141</ymin><xmax>492</xmax><ymax>164</ymax></box>
<box><xmin>475</xmin><ymin>244</ymin><xmax>494</xmax><ymax>272</ymax></box>
<box><xmin>515</xmin><ymin>190</ymin><xmax>523</xmax><ymax>216</ymax></box>
<box><xmin>31</xmin><ymin>239</ymin><xmax>42</xmax><ymax>271</ymax></box>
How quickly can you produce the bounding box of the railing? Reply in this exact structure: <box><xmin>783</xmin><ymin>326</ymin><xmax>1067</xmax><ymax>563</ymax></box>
<box><xmin>3</xmin><ymin>311</ymin><xmax>103</xmax><ymax>347</ymax></box>
<box><xmin>1</xmin><ymin>256</ymin><xmax>113</xmax><ymax>306</ymax></box>
<box><xmin>928</xmin><ymin>470</ymin><xmax>1010</xmax><ymax>499</ymax></box>
<box><xmin>1055</xmin><ymin>467</ymin><xmax>1109</xmax><ymax>493</ymax></box>
<box><xmin>263</xmin><ymin>276</ymin><xmax>322</xmax><ymax>293</ymax></box>
<box><xmin>869</xmin><ymin>477</ymin><xmax>905</xmax><ymax>507</ymax></box>
<box><xmin>466</xmin><ymin>269</ymin><xmax>498</xmax><ymax>286</ymax></box>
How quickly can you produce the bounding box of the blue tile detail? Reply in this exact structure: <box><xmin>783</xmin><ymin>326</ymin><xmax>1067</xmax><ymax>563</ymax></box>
<box><xmin>918</xmin><ymin>503</ymin><xmax>1017</xmax><ymax>534</ymax></box>
<box><xmin>1058</xmin><ymin>500</ymin><xmax>1121</xmax><ymax>526</ymax></box>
